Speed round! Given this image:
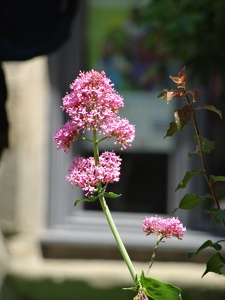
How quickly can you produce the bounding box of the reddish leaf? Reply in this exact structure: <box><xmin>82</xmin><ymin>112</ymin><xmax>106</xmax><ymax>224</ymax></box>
<box><xmin>178</xmin><ymin>67</ymin><xmax>186</xmax><ymax>77</ymax></box>
<box><xmin>187</xmin><ymin>89</ymin><xmax>200</xmax><ymax>102</ymax></box>
<box><xmin>170</xmin><ymin>67</ymin><xmax>187</xmax><ymax>88</ymax></box>
<box><xmin>178</xmin><ymin>67</ymin><xmax>187</xmax><ymax>87</ymax></box>
<box><xmin>172</xmin><ymin>89</ymin><xmax>186</xmax><ymax>98</ymax></box>
<box><xmin>166</xmin><ymin>90</ymin><xmax>175</xmax><ymax>103</ymax></box>
<box><xmin>174</xmin><ymin>104</ymin><xmax>194</xmax><ymax>131</ymax></box>
<box><xmin>158</xmin><ymin>89</ymin><xmax>185</xmax><ymax>103</ymax></box>
<box><xmin>157</xmin><ymin>89</ymin><xmax>169</xmax><ymax>99</ymax></box>
<box><xmin>167</xmin><ymin>89</ymin><xmax>185</xmax><ymax>103</ymax></box>
<box><xmin>169</xmin><ymin>76</ymin><xmax>182</xmax><ymax>85</ymax></box>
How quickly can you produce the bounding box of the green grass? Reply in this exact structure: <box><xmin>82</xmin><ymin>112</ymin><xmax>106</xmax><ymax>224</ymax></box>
<box><xmin>0</xmin><ymin>275</ymin><xmax>133</xmax><ymax>300</ymax></box>
<box><xmin>1</xmin><ymin>275</ymin><xmax>225</xmax><ymax>300</ymax></box>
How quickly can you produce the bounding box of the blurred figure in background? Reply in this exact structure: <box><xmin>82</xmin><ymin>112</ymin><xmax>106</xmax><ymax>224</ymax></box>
<box><xmin>0</xmin><ymin>0</ymin><xmax>79</xmax><ymax>159</ymax></box>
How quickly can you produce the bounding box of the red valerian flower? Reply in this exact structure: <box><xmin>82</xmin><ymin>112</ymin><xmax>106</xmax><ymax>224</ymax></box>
<box><xmin>54</xmin><ymin>120</ymin><xmax>82</xmax><ymax>152</ymax></box>
<box><xmin>142</xmin><ymin>216</ymin><xmax>186</xmax><ymax>240</ymax></box>
<box><xmin>62</xmin><ymin>70</ymin><xmax>124</xmax><ymax>128</ymax></box>
<box><xmin>66</xmin><ymin>152</ymin><xmax>122</xmax><ymax>195</ymax></box>
<box><xmin>54</xmin><ymin>70</ymin><xmax>135</xmax><ymax>151</ymax></box>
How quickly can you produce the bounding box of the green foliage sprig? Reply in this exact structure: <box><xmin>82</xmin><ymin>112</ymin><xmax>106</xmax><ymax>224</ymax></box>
<box><xmin>158</xmin><ymin>67</ymin><xmax>225</xmax><ymax>277</ymax></box>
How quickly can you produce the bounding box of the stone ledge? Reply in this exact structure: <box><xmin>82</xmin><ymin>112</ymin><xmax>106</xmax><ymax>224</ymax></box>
<box><xmin>5</xmin><ymin>258</ymin><xmax>225</xmax><ymax>291</ymax></box>
<box><xmin>1</xmin><ymin>232</ymin><xmax>225</xmax><ymax>299</ymax></box>
<box><xmin>41</xmin><ymin>226</ymin><xmax>225</xmax><ymax>263</ymax></box>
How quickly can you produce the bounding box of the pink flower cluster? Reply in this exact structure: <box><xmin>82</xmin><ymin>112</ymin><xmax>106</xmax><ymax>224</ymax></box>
<box><xmin>54</xmin><ymin>70</ymin><xmax>135</xmax><ymax>151</ymax></box>
<box><xmin>142</xmin><ymin>216</ymin><xmax>186</xmax><ymax>240</ymax></box>
<box><xmin>66</xmin><ymin>152</ymin><xmax>122</xmax><ymax>195</ymax></box>
<box><xmin>54</xmin><ymin>120</ymin><xmax>81</xmax><ymax>153</ymax></box>
<box><xmin>100</xmin><ymin>116</ymin><xmax>135</xmax><ymax>150</ymax></box>
<box><xmin>62</xmin><ymin>70</ymin><xmax>123</xmax><ymax>120</ymax></box>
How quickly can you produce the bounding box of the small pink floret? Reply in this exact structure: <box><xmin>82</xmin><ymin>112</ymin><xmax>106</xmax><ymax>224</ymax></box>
<box><xmin>100</xmin><ymin>116</ymin><xmax>135</xmax><ymax>149</ymax></box>
<box><xmin>142</xmin><ymin>216</ymin><xmax>186</xmax><ymax>240</ymax></box>
<box><xmin>54</xmin><ymin>120</ymin><xmax>81</xmax><ymax>152</ymax></box>
<box><xmin>66</xmin><ymin>152</ymin><xmax>122</xmax><ymax>195</ymax></box>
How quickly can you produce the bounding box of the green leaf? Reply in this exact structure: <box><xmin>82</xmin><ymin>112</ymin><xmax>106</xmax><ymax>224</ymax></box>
<box><xmin>205</xmin><ymin>209</ymin><xmax>225</xmax><ymax>224</ymax></box>
<box><xmin>210</xmin><ymin>175</ymin><xmax>225</xmax><ymax>182</ymax></box>
<box><xmin>104</xmin><ymin>192</ymin><xmax>122</xmax><ymax>199</ymax></box>
<box><xmin>202</xmin><ymin>139</ymin><xmax>215</xmax><ymax>153</ymax></box>
<box><xmin>179</xmin><ymin>193</ymin><xmax>211</xmax><ymax>210</ymax></box>
<box><xmin>176</xmin><ymin>170</ymin><xmax>201</xmax><ymax>191</ymax></box>
<box><xmin>140</xmin><ymin>271</ymin><xmax>182</xmax><ymax>300</ymax></box>
<box><xmin>74</xmin><ymin>194</ymin><xmax>99</xmax><ymax>206</ymax></box>
<box><xmin>202</xmin><ymin>252</ymin><xmax>225</xmax><ymax>277</ymax></box>
<box><xmin>164</xmin><ymin>121</ymin><xmax>177</xmax><ymax>137</ymax></box>
<box><xmin>188</xmin><ymin>147</ymin><xmax>199</xmax><ymax>157</ymax></box>
<box><xmin>196</xmin><ymin>105</ymin><xmax>222</xmax><ymax>119</ymax></box>
<box><xmin>193</xmin><ymin>136</ymin><xmax>215</xmax><ymax>154</ymax></box>
<box><xmin>188</xmin><ymin>240</ymin><xmax>223</xmax><ymax>258</ymax></box>
<box><xmin>189</xmin><ymin>136</ymin><xmax>215</xmax><ymax>156</ymax></box>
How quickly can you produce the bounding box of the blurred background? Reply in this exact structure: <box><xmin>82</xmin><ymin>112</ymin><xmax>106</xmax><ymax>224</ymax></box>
<box><xmin>0</xmin><ymin>0</ymin><xmax>225</xmax><ymax>299</ymax></box>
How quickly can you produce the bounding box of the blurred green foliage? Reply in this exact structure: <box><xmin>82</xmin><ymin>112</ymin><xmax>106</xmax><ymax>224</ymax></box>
<box><xmin>143</xmin><ymin>0</ymin><xmax>225</xmax><ymax>83</ymax></box>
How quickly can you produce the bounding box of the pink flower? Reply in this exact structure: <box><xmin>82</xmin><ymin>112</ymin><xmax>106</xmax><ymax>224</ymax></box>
<box><xmin>62</xmin><ymin>70</ymin><xmax>124</xmax><ymax>129</ymax></box>
<box><xmin>142</xmin><ymin>216</ymin><xmax>186</xmax><ymax>240</ymax></box>
<box><xmin>98</xmin><ymin>151</ymin><xmax>122</xmax><ymax>184</ymax></box>
<box><xmin>66</xmin><ymin>152</ymin><xmax>122</xmax><ymax>195</ymax></box>
<box><xmin>54</xmin><ymin>120</ymin><xmax>82</xmax><ymax>152</ymax></box>
<box><xmin>100</xmin><ymin>116</ymin><xmax>135</xmax><ymax>149</ymax></box>
<box><xmin>54</xmin><ymin>70</ymin><xmax>135</xmax><ymax>151</ymax></box>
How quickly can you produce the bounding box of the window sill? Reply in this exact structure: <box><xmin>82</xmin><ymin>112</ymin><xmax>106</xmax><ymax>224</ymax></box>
<box><xmin>40</xmin><ymin>211</ymin><xmax>224</xmax><ymax>262</ymax></box>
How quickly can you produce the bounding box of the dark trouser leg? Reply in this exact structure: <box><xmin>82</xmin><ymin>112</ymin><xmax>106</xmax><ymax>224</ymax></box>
<box><xmin>0</xmin><ymin>62</ymin><xmax>9</xmax><ymax>159</ymax></box>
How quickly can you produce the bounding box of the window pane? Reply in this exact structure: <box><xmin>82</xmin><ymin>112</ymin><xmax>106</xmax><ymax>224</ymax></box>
<box><xmin>84</xmin><ymin>152</ymin><xmax>168</xmax><ymax>214</ymax></box>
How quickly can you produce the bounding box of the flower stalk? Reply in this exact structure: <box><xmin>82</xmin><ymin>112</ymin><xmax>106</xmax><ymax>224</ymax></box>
<box><xmin>142</xmin><ymin>216</ymin><xmax>186</xmax><ymax>277</ymax></box>
<box><xmin>99</xmin><ymin>194</ymin><xmax>137</xmax><ymax>282</ymax></box>
<box><xmin>54</xmin><ymin>70</ymin><xmax>186</xmax><ymax>299</ymax></box>
<box><xmin>93</xmin><ymin>129</ymin><xmax>137</xmax><ymax>283</ymax></box>
<box><xmin>146</xmin><ymin>234</ymin><xmax>163</xmax><ymax>276</ymax></box>
<box><xmin>185</xmin><ymin>93</ymin><xmax>225</xmax><ymax>228</ymax></box>
<box><xmin>93</xmin><ymin>129</ymin><xmax>100</xmax><ymax>165</ymax></box>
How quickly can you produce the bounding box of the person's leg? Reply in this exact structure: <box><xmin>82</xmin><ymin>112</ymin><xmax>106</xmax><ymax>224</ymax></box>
<box><xmin>0</xmin><ymin>62</ymin><xmax>9</xmax><ymax>159</ymax></box>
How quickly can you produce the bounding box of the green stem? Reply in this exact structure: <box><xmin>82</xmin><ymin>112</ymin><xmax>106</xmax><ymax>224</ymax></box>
<box><xmin>146</xmin><ymin>235</ymin><xmax>163</xmax><ymax>276</ymax></box>
<box><xmin>192</xmin><ymin>113</ymin><xmax>225</xmax><ymax>228</ymax></box>
<box><xmin>92</xmin><ymin>129</ymin><xmax>137</xmax><ymax>283</ymax></box>
<box><xmin>185</xmin><ymin>93</ymin><xmax>225</xmax><ymax>228</ymax></box>
<box><xmin>99</xmin><ymin>194</ymin><xmax>137</xmax><ymax>282</ymax></box>
<box><xmin>93</xmin><ymin>129</ymin><xmax>100</xmax><ymax>164</ymax></box>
